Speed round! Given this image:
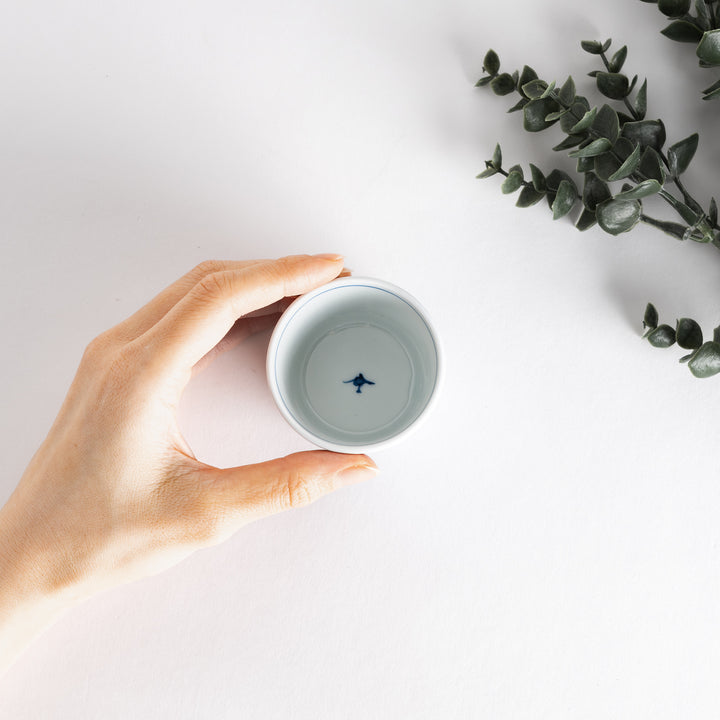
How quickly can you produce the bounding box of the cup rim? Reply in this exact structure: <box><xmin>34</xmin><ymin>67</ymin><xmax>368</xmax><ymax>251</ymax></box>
<box><xmin>266</xmin><ymin>276</ymin><xmax>443</xmax><ymax>454</ymax></box>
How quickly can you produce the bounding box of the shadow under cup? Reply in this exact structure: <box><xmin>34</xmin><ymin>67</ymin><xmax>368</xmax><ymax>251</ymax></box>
<box><xmin>266</xmin><ymin>278</ymin><xmax>441</xmax><ymax>453</ymax></box>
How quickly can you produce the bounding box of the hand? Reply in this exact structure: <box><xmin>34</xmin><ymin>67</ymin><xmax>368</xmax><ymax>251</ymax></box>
<box><xmin>0</xmin><ymin>254</ymin><xmax>378</xmax><ymax>673</ymax></box>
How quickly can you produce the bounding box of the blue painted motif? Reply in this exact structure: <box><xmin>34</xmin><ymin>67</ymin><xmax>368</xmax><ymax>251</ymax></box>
<box><xmin>344</xmin><ymin>373</ymin><xmax>375</xmax><ymax>394</ymax></box>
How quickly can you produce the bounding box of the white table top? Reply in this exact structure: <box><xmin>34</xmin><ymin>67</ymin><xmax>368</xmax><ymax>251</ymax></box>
<box><xmin>2</xmin><ymin>0</ymin><xmax>720</xmax><ymax>717</ymax></box>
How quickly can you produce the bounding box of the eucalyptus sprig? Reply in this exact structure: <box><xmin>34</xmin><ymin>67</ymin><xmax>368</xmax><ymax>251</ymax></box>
<box><xmin>640</xmin><ymin>0</ymin><xmax>720</xmax><ymax>99</ymax></box>
<box><xmin>477</xmin><ymin>40</ymin><xmax>718</xmax><ymax>241</ymax></box>
<box><xmin>477</xmin><ymin>39</ymin><xmax>720</xmax><ymax>377</ymax></box>
<box><xmin>643</xmin><ymin>303</ymin><xmax>720</xmax><ymax>376</ymax></box>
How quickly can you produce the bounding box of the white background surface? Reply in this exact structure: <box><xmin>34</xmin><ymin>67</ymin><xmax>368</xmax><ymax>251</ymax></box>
<box><xmin>2</xmin><ymin>0</ymin><xmax>720</xmax><ymax>717</ymax></box>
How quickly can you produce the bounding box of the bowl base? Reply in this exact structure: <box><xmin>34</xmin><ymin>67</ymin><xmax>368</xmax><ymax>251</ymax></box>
<box><xmin>304</xmin><ymin>322</ymin><xmax>413</xmax><ymax>435</ymax></box>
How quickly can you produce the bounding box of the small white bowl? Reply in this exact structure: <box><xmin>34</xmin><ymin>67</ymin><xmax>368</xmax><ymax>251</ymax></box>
<box><xmin>266</xmin><ymin>277</ymin><xmax>442</xmax><ymax>453</ymax></box>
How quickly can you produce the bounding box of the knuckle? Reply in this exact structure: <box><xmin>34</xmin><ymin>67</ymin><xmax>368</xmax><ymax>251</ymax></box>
<box><xmin>192</xmin><ymin>259</ymin><xmax>226</xmax><ymax>279</ymax></box>
<box><xmin>278</xmin><ymin>468</ymin><xmax>321</xmax><ymax>510</ymax></box>
<box><xmin>106</xmin><ymin>343</ymin><xmax>142</xmax><ymax>380</ymax></box>
<box><xmin>92</xmin><ymin>343</ymin><xmax>148</xmax><ymax>404</ymax></box>
<box><xmin>81</xmin><ymin>331</ymin><xmax>115</xmax><ymax>368</ymax></box>
<box><xmin>195</xmin><ymin>270</ymin><xmax>232</xmax><ymax>301</ymax></box>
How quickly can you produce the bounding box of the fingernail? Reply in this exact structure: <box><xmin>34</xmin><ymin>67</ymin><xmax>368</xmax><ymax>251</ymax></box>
<box><xmin>313</xmin><ymin>253</ymin><xmax>344</xmax><ymax>262</ymax></box>
<box><xmin>337</xmin><ymin>460</ymin><xmax>379</xmax><ymax>486</ymax></box>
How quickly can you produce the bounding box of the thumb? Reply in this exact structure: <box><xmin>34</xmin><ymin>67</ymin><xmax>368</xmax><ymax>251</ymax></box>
<box><xmin>202</xmin><ymin>450</ymin><xmax>378</xmax><ymax>527</ymax></box>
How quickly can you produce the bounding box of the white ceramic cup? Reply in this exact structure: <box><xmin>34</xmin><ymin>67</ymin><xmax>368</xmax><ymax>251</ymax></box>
<box><xmin>266</xmin><ymin>277</ymin><xmax>442</xmax><ymax>453</ymax></box>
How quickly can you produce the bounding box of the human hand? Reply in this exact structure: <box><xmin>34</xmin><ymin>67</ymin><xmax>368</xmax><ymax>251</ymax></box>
<box><xmin>0</xmin><ymin>254</ymin><xmax>378</xmax><ymax>672</ymax></box>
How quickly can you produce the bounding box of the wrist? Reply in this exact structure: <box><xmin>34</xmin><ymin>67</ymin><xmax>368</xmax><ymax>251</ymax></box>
<box><xmin>0</xmin><ymin>494</ymin><xmax>81</xmax><ymax>674</ymax></box>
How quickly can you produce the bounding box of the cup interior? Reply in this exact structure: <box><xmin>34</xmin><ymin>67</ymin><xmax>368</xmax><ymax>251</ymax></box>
<box><xmin>268</xmin><ymin>279</ymin><xmax>440</xmax><ymax>451</ymax></box>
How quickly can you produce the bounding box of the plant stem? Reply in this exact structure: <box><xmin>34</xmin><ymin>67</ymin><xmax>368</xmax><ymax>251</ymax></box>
<box><xmin>658</xmin><ymin>149</ymin><xmax>719</xmax><ymax>230</ymax></box>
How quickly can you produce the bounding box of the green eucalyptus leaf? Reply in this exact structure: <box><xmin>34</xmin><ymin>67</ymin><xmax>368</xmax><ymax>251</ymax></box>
<box><xmin>569</xmin><ymin>106</ymin><xmax>597</xmax><ymax>133</ymax></box>
<box><xmin>676</xmin><ymin>317</ymin><xmax>703</xmax><ymax>349</ymax></box>
<box><xmin>634</xmin><ymin>79</ymin><xmax>648</xmax><ymax>119</ymax></box>
<box><xmin>529</xmin><ymin>163</ymin><xmax>546</xmax><ymax>192</ymax></box>
<box><xmin>661</xmin><ymin>20</ymin><xmax>704</xmax><ymax>42</ymax></box>
<box><xmin>545</xmin><ymin>170</ymin><xmax>578</xmax><ymax>210</ymax></box>
<box><xmin>601</xmin><ymin>38</ymin><xmax>612</xmax><ymax>52</ymax></box>
<box><xmin>516</xmin><ymin>185</ymin><xmax>545</xmax><ymax>208</ymax></box>
<box><xmin>575</xmin><ymin>207</ymin><xmax>597</xmax><ymax>231</ymax></box>
<box><xmin>540</xmin><ymin>80</ymin><xmax>556</xmax><ymax>98</ymax></box>
<box><xmin>638</xmin><ymin>146</ymin><xmax>665</xmax><ymax>183</ymax></box>
<box><xmin>609</xmin><ymin>45</ymin><xmax>628</xmax><ymax>73</ymax></box>
<box><xmin>688</xmin><ymin>341</ymin><xmax>720</xmax><ymax>377</ymax></box>
<box><xmin>568</xmin><ymin>138</ymin><xmax>612</xmax><ymax>158</ymax></box>
<box><xmin>643</xmin><ymin>303</ymin><xmax>659</xmax><ymax>330</ymax></box>
<box><xmin>523</xmin><ymin>97</ymin><xmax>560</xmax><ymax>132</ymax></box>
<box><xmin>703</xmin><ymin>85</ymin><xmax>720</xmax><ymax>100</ymax></box>
<box><xmin>559</xmin><ymin>76</ymin><xmax>576</xmax><ymax>105</ymax></box>
<box><xmin>702</xmin><ymin>77</ymin><xmax>720</xmax><ymax>95</ymax></box>
<box><xmin>491</xmin><ymin>73</ymin><xmax>516</xmax><ymax>96</ymax></box>
<box><xmin>667</xmin><ymin>133</ymin><xmax>699</xmax><ymax>176</ymax></box>
<box><xmin>545</xmin><ymin>109</ymin><xmax>569</xmax><ymax>122</ymax></box>
<box><xmin>647</xmin><ymin>324</ymin><xmax>677</xmax><ymax>347</ymax></box>
<box><xmin>594</xmin><ymin>137</ymin><xmax>633</xmax><ymax>181</ymax></box>
<box><xmin>679</xmin><ymin>352</ymin><xmax>696</xmax><ymax>363</ymax></box>
<box><xmin>621</xmin><ymin>119</ymin><xmax>666</xmax><ymax>151</ymax></box>
<box><xmin>501</xmin><ymin>170</ymin><xmax>524</xmax><ymax>194</ymax></box>
<box><xmin>684</xmin><ymin>194</ymin><xmax>705</xmax><ymax>217</ymax></box>
<box><xmin>576</xmin><ymin>156</ymin><xmax>596</xmax><ymax>173</ymax></box>
<box><xmin>518</xmin><ymin>65</ymin><xmax>538</xmax><ymax>87</ymax></box>
<box><xmin>695</xmin><ymin>0</ymin><xmax>711</xmax><ymax>29</ymax></box>
<box><xmin>614</xmin><ymin>137</ymin><xmax>635</xmax><ymax>160</ymax></box>
<box><xmin>667</xmin><ymin>197</ymin><xmax>701</xmax><ymax>225</ymax></box>
<box><xmin>709</xmin><ymin>197</ymin><xmax>718</xmax><ymax>226</ymax></box>
<box><xmin>582</xmin><ymin>172</ymin><xmax>612</xmax><ymax>211</ymax></box>
<box><xmin>658</xmin><ymin>0</ymin><xmax>691</xmax><ymax>15</ymax></box>
<box><xmin>592</xmin><ymin>104</ymin><xmax>620</xmax><ymax>143</ymax></box>
<box><xmin>596</xmin><ymin>198</ymin><xmax>642</xmax><ymax>234</ymax></box>
<box><xmin>646</xmin><ymin>219</ymin><xmax>686</xmax><ymax>239</ymax></box>
<box><xmin>475</xmin><ymin>76</ymin><xmax>493</xmax><ymax>87</ymax></box>
<box><xmin>615</xmin><ymin>179</ymin><xmax>662</xmax><ymax>200</ymax></box>
<box><xmin>483</xmin><ymin>49</ymin><xmax>501</xmax><ymax>76</ymax></box>
<box><xmin>595</xmin><ymin>153</ymin><xmax>621</xmax><ymax>182</ymax></box>
<box><xmin>507</xmin><ymin>98</ymin><xmax>527</xmax><ymax>113</ymax></box>
<box><xmin>581</xmin><ymin>40</ymin><xmax>604</xmax><ymax>54</ymax></box>
<box><xmin>552</xmin><ymin>134</ymin><xmax>585</xmax><ymax>151</ymax></box>
<box><xmin>572</xmin><ymin>95</ymin><xmax>591</xmax><ymax>112</ymax></box>
<box><xmin>597</xmin><ymin>72</ymin><xmax>630</xmax><ymax>100</ymax></box>
<box><xmin>552</xmin><ymin>180</ymin><xmax>577</xmax><ymax>220</ymax></box>
<box><xmin>697</xmin><ymin>29</ymin><xmax>720</xmax><ymax>66</ymax></box>
<box><xmin>477</xmin><ymin>166</ymin><xmax>498</xmax><ymax>179</ymax></box>
<box><xmin>492</xmin><ymin>144</ymin><xmax>502</xmax><ymax>168</ymax></box>
<box><xmin>522</xmin><ymin>79</ymin><xmax>548</xmax><ymax>99</ymax></box>
<box><xmin>607</xmin><ymin>143</ymin><xmax>642</xmax><ymax>181</ymax></box>
<box><xmin>560</xmin><ymin>101</ymin><xmax>591</xmax><ymax>134</ymax></box>
<box><xmin>546</xmin><ymin>170</ymin><xmax>576</xmax><ymax>192</ymax></box>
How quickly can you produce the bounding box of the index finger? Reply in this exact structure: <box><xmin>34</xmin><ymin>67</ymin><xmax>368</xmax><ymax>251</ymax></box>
<box><xmin>137</xmin><ymin>253</ymin><xmax>344</xmax><ymax>384</ymax></box>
